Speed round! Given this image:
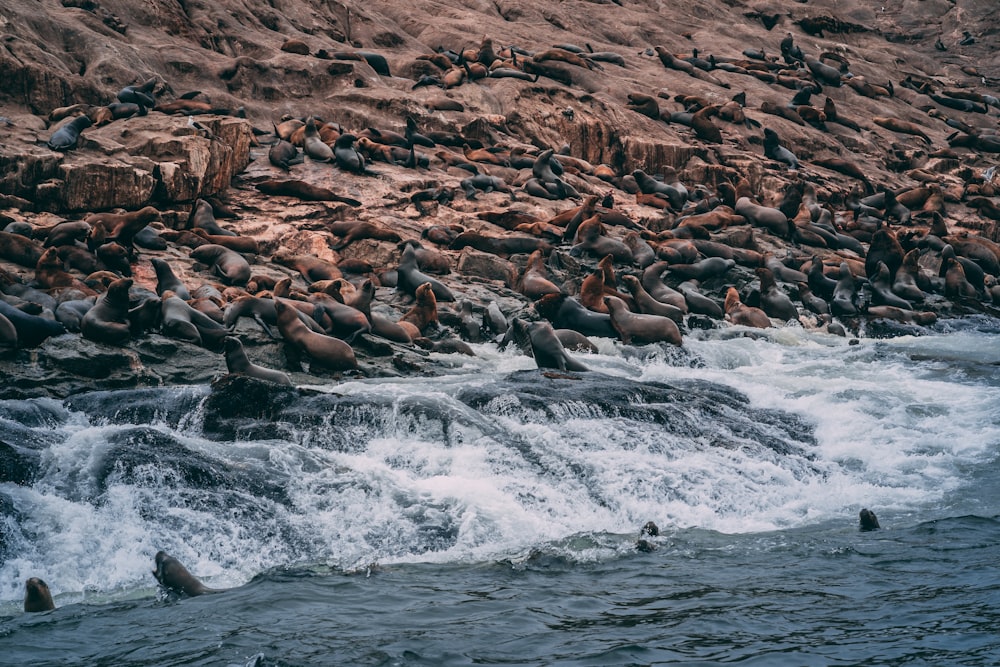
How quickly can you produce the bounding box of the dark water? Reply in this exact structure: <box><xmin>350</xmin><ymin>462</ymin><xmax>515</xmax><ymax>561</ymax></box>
<box><xmin>2</xmin><ymin>326</ymin><xmax>1000</xmax><ymax>665</ymax></box>
<box><xmin>4</xmin><ymin>514</ymin><xmax>1000</xmax><ymax>666</ymax></box>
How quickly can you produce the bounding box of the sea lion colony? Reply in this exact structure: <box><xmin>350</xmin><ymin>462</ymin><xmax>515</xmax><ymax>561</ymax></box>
<box><xmin>1</xmin><ymin>0</ymin><xmax>1000</xmax><ymax>387</ymax></box>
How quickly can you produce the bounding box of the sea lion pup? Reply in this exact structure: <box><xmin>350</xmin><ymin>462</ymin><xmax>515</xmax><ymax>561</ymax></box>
<box><xmin>274</xmin><ymin>299</ymin><xmax>357</xmax><ymax>371</ymax></box>
<box><xmin>755</xmin><ymin>267</ymin><xmax>800</xmax><ymax>321</ymax></box>
<box><xmin>858</xmin><ymin>508</ymin><xmax>880</xmax><ymax>531</ymax></box>
<box><xmin>81</xmin><ymin>277</ymin><xmax>133</xmax><ymax>345</ymax></box>
<box><xmin>512</xmin><ymin>318</ymin><xmax>589</xmax><ymax>372</ymax></box>
<box><xmin>399</xmin><ymin>282</ymin><xmax>439</xmax><ymax>338</ymax></box>
<box><xmin>223</xmin><ymin>336</ymin><xmax>292</xmax><ymax>385</ymax></box>
<box><xmin>724</xmin><ymin>287</ymin><xmax>771</xmax><ymax>329</ymax></box>
<box><xmin>518</xmin><ymin>249</ymin><xmax>563</xmax><ymax>299</ymax></box>
<box><xmin>190</xmin><ymin>244</ymin><xmax>251</xmax><ymax>286</ymax></box>
<box><xmin>255</xmin><ymin>180</ymin><xmax>362</xmax><ymax>206</ymax></box>
<box><xmin>272</xmin><ymin>250</ymin><xmax>341</xmax><ymax>283</ymax></box>
<box><xmin>24</xmin><ymin>577</ymin><xmax>56</xmax><ymax>613</ymax></box>
<box><xmin>326</xmin><ymin>221</ymin><xmax>401</xmax><ymax>250</ymax></box>
<box><xmin>397</xmin><ymin>243</ymin><xmax>455</xmax><ymax>301</ymax></box>
<box><xmin>152</xmin><ymin>550</ymin><xmax>225</xmax><ymax>597</ymax></box>
<box><xmin>47</xmin><ymin>115</ymin><xmax>93</xmax><ymax>151</ymax></box>
<box><xmin>763</xmin><ymin>128</ymin><xmax>799</xmax><ymax>169</ymax></box>
<box><xmin>604</xmin><ymin>295</ymin><xmax>683</xmax><ymax>346</ymax></box>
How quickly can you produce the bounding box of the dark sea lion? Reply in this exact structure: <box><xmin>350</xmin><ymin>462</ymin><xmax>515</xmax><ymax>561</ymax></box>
<box><xmin>190</xmin><ymin>244</ymin><xmax>251</xmax><ymax>286</ymax></box>
<box><xmin>223</xmin><ymin>336</ymin><xmax>291</xmax><ymax>385</ymax></box>
<box><xmin>859</xmin><ymin>508</ymin><xmax>880</xmax><ymax>531</ymax></box>
<box><xmin>152</xmin><ymin>551</ymin><xmax>223</xmax><ymax>597</ymax></box>
<box><xmin>724</xmin><ymin>287</ymin><xmax>771</xmax><ymax>329</ymax></box>
<box><xmin>511</xmin><ymin>317</ymin><xmax>589</xmax><ymax>372</ymax></box>
<box><xmin>604</xmin><ymin>295</ymin><xmax>683</xmax><ymax>346</ymax></box>
<box><xmin>797</xmin><ymin>282</ymin><xmax>829</xmax><ymax>315</ymax></box>
<box><xmin>667</xmin><ymin>257</ymin><xmax>735</xmax><ymax>281</ymax></box>
<box><xmin>307</xmin><ymin>293</ymin><xmax>371</xmax><ymax>343</ymax></box>
<box><xmin>397</xmin><ymin>243</ymin><xmax>455</xmax><ymax>301</ymax></box>
<box><xmin>570</xmin><ymin>216</ymin><xmax>633</xmax><ymax>264</ymax></box>
<box><xmin>678</xmin><ymin>280</ymin><xmax>723</xmax><ymax>318</ymax></box>
<box><xmin>302</xmin><ymin>116</ymin><xmax>334</xmax><ymax>162</ymax></box>
<box><xmin>736</xmin><ymin>197</ymin><xmax>790</xmax><ymax>238</ymax></box>
<box><xmin>621</xmin><ymin>274</ymin><xmax>684</xmax><ymax>323</ymax></box>
<box><xmin>81</xmin><ymin>277</ymin><xmax>133</xmax><ymax>345</ymax></box>
<box><xmin>254</xmin><ymin>179</ymin><xmax>362</xmax><ymax>206</ymax></box>
<box><xmin>640</xmin><ymin>261</ymin><xmax>688</xmax><ymax>311</ymax></box>
<box><xmin>0</xmin><ymin>300</ymin><xmax>66</xmax><ymax>347</ymax></box>
<box><xmin>807</xmin><ymin>257</ymin><xmax>838</xmax><ymax>300</ymax></box>
<box><xmin>865</xmin><ymin>228</ymin><xmax>904</xmax><ymax>282</ymax></box>
<box><xmin>268</xmin><ymin>137</ymin><xmax>300</xmax><ymax>171</ymax></box>
<box><xmin>24</xmin><ymin>577</ymin><xmax>56</xmax><ymax>613</ymax></box>
<box><xmin>554</xmin><ymin>329</ymin><xmax>598</xmax><ymax>353</ymax></box>
<box><xmin>188</xmin><ymin>198</ymin><xmax>235</xmax><ymax>236</ymax></box>
<box><xmin>755</xmin><ymin>267</ymin><xmax>799</xmax><ymax>321</ymax></box>
<box><xmin>943</xmin><ymin>257</ymin><xmax>977</xmax><ymax>298</ymax></box>
<box><xmin>831</xmin><ymin>262</ymin><xmax>859</xmax><ymax>317</ymax></box>
<box><xmin>117</xmin><ymin>78</ymin><xmax>156</xmax><ymax>107</ymax></box>
<box><xmin>348</xmin><ymin>280</ymin><xmax>412</xmax><ymax>344</ymax></box>
<box><xmin>333</xmin><ymin>133</ymin><xmax>368</xmax><ymax>173</ymax></box>
<box><xmin>274</xmin><ymin>299</ymin><xmax>358</xmax><ymax>371</ymax></box>
<box><xmin>534</xmin><ymin>293</ymin><xmax>617</xmax><ymax>338</ymax></box>
<box><xmin>43</xmin><ymin>220</ymin><xmax>91</xmax><ymax>248</ymax></box>
<box><xmin>96</xmin><ymin>242</ymin><xmax>131</xmax><ymax>275</ymax></box>
<box><xmin>47</xmin><ymin>115</ymin><xmax>93</xmax><ymax>151</ymax></box>
<box><xmin>160</xmin><ymin>291</ymin><xmax>228</xmax><ymax>348</ymax></box>
<box><xmin>632</xmin><ymin>169</ymin><xmax>685</xmax><ymax>210</ymax></box>
<box><xmin>870</xmin><ymin>262</ymin><xmax>913</xmax><ymax>309</ymax></box>
<box><xmin>623</xmin><ymin>232</ymin><xmax>656</xmax><ymax>268</ymax></box>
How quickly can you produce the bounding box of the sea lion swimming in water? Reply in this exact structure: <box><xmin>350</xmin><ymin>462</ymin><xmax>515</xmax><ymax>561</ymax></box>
<box><xmin>24</xmin><ymin>577</ymin><xmax>56</xmax><ymax>612</ymax></box>
<box><xmin>152</xmin><ymin>550</ymin><xmax>224</xmax><ymax>597</ymax></box>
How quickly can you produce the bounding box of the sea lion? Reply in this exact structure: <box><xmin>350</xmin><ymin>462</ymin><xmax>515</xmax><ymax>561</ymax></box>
<box><xmin>604</xmin><ymin>296</ymin><xmax>683</xmax><ymax>346</ymax></box>
<box><xmin>534</xmin><ymin>293</ymin><xmax>617</xmax><ymax>338</ymax></box>
<box><xmin>255</xmin><ymin>180</ymin><xmax>361</xmax><ymax>206</ymax></box>
<box><xmin>117</xmin><ymin>78</ymin><xmax>157</xmax><ymax>107</ymax></box>
<box><xmin>873</xmin><ymin>117</ymin><xmax>931</xmax><ymax>144</ymax></box>
<box><xmin>397</xmin><ymin>243</ymin><xmax>455</xmax><ymax>301</ymax></box>
<box><xmin>831</xmin><ymin>262</ymin><xmax>859</xmax><ymax>317</ymax></box>
<box><xmin>223</xmin><ymin>336</ymin><xmax>292</xmax><ymax>385</ymax></box>
<box><xmin>724</xmin><ymin>287</ymin><xmax>771</xmax><ymax>328</ymax></box>
<box><xmin>274</xmin><ymin>299</ymin><xmax>358</xmax><ymax>371</ymax></box>
<box><xmin>678</xmin><ymin>280</ymin><xmax>723</xmax><ymax>318</ymax></box>
<box><xmin>327</xmin><ymin>221</ymin><xmax>401</xmax><ymax>250</ymax></box>
<box><xmin>736</xmin><ymin>197</ymin><xmax>790</xmax><ymax>238</ymax></box>
<box><xmin>620</xmin><ymin>274</ymin><xmax>684</xmax><ymax>323</ymax></box>
<box><xmin>272</xmin><ymin>251</ymin><xmax>341</xmax><ymax>283</ymax></box>
<box><xmin>190</xmin><ymin>244</ymin><xmax>251</xmax><ymax>286</ymax></box>
<box><xmin>47</xmin><ymin>115</ymin><xmax>93</xmax><ymax>151</ymax></box>
<box><xmin>511</xmin><ymin>318</ymin><xmax>589</xmax><ymax>372</ymax></box>
<box><xmin>43</xmin><ymin>220</ymin><xmax>91</xmax><ymax>248</ymax></box>
<box><xmin>85</xmin><ymin>206</ymin><xmax>161</xmax><ymax>252</ymax></box>
<box><xmin>399</xmin><ymin>282</ymin><xmax>439</xmax><ymax>337</ymax></box>
<box><xmin>24</xmin><ymin>577</ymin><xmax>56</xmax><ymax>613</ymax></box>
<box><xmin>187</xmin><ymin>198</ymin><xmax>235</xmax><ymax>236</ymax></box>
<box><xmin>755</xmin><ymin>267</ymin><xmax>799</xmax><ymax>321</ymax></box>
<box><xmin>640</xmin><ymin>261</ymin><xmax>688</xmax><ymax>311</ymax></box>
<box><xmin>34</xmin><ymin>247</ymin><xmax>97</xmax><ymax>295</ymax></box>
<box><xmin>160</xmin><ymin>291</ymin><xmax>228</xmax><ymax>348</ymax></box>
<box><xmin>0</xmin><ymin>230</ymin><xmax>45</xmax><ymax>267</ymax></box>
<box><xmin>518</xmin><ymin>249</ymin><xmax>563</xmax><ymax>299</ymax></box>
<box><xmin>81</xmin><ymin>277</ymin><xmax>133</xmax><ymax>345</ymax></box>
<box><xmin>302</xmin><ymin>116</ymin><xmax>334</xmax><ymax>162</ymax></box>
<box><xmin>570</xmin><ymin>216</ymin><xmax>633</xmax><ymax>264</ymax></box>
<box><xmin>667</xmin><ymin>257</ymin><xmax>735</xmax><ymax>281</ymax></box>
<box><xmin>152</xmin><ymin>550</ymin><xmax>222</xmax><ymax>597</ymax></box>
<box><xmin>0</xmin><ymin>300</ymin><xmax>66</xmax><ymax>347</ymax></box>
<box><xmin>859</xmin><ymin>508</ymin><xmax>880</xmax><ymax>531</ymax></box>
<box><xmin>763</xmin><ymin>128</ymin><xmax>799</xmax><ymax>169</ymax></box>
<box><xmin>307</xmin><ymin>292</ymin><xmax>371</xmax><ymax>343</ymax></box>
<box><xmin>865</xmin><ymin>228</ymin><xmax>904</xmax><ymax>282</ymax></box>
<box><xmin>870</xmin><ymin>262</ymin><xmax>913</xmax><ymax>309</ymax></box>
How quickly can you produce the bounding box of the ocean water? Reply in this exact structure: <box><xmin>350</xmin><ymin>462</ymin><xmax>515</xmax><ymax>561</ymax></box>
<box><xmin>2</xmin><ymin>319</ymin><xmax>1000</xmax><ymax>666</ymax></box>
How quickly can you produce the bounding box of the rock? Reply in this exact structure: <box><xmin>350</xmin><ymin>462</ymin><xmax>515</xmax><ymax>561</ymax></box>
<box><xmin>456</xmin><ymin>248</ymin><xmax>515</xmax><ymax>286</ymax></box>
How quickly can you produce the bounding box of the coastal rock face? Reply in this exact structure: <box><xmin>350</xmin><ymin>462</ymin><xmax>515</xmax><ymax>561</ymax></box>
<box><xmin>0</xmin><ymin>0</ymin><xmax>999</xmax><ymax>396</ymax></box>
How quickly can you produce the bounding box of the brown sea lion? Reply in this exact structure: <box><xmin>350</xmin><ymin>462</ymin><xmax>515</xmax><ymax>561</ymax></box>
<box><xmin>327</xmin><ymin>221</ymin><xmax>401</xmax><ymax>250</ymax></box>
<box><xmin>517</xmin><ymin>249</ymin><xmax>563</xmax><ymax>299</ymax></box>
<box><xmin>190</xmin><ymin>244</ymin><xmax>251</xmax><ymax>286</ymax></box>
<box><xmin>34</xmin><ymin>247</ymin><xmax>98</xmax><ymax>295</ymax></box>
<box><xmin>274</xmin><ymin>299</ymin><xmax>358</xmax><ymax>371</ymax></box>
<box><xmin>604</xmin><ymin>295</ymin><xmax>683</xmax><ymax>346</ymax></box>
<box><xmin>399</xmin><ymin>282</ymin><xmax>439</xmax><ymax>338</ymax></box>
<box><xmin>512</xmin><ymin>318</ymin><xmax>589</xmax><ymax>372</ymax></box>
<box><xmin>620</xmin><ymin>274</ymin><xmax>685</xmax><ymax>323</ymax></box>
<box><xmin>0</xmin><ymin>231</ymin><xmax>44</xmax><ymax>268</ymax></box>
<box><xmin>397</xmin><ymin>244</ymin><xmax>455</xmax><ymax>301</ymax></box>
<box><xmin>873</xmin><ymin>117</ymin><xmax>931</xmax><ymax>144</ymax></box>
<box><xmin>24</xmin><ymin>577</ymin><xmax>55</xmax><ymax>613</ymax></box>
<box><xmin>85</xmin><ymin>206</ymin><xmax>161</xmax><ymax>251</ymax></box>
<box><xmin>724</xmin><ymin>287</ymin><xmax>771</xmax><ymax>328</ymax></box>
<box><xmin>255</xmin><ymin>180</ymin><xmax>362</xmax><ymax>206</ymax></box>
<box><xmin>272</xmin><ymin>251</ymin><xmax>341</xmax><ymax>283</ymax></box>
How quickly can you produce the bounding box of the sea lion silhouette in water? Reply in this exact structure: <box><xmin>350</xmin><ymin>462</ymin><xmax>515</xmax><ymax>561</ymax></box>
<box><xmin>152</xmin><ymin>550</ymin><xmax>225</xmax><ymax>597</ymax></box>
<box><xmin>859</xmin><ymin>508</ymin><xmax>880</xmax><ymax>531</ymax></box>
<box><xmin>24</xmin><ymin>577</ymin><xmax>56</xmax><ymax>612</ymax></box>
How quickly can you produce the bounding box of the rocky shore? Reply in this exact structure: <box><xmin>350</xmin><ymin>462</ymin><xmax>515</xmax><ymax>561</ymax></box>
<box><xmin>1</xmin><ymin>0</ymin><xmax>1000</xmax><ymax>399</ymax></box>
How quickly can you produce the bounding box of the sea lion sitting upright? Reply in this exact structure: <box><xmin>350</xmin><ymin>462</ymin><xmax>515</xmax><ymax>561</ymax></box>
<box><xmin>604</xmin><ymin>295</ymin><xmax>683</xmax><ymax>346</ymax></box>
<box><xmin>396</xmin><ymin>243</ymin><xmax>455</xmax><ymax>301</ymax></box>
<box><xmin>81</xmin><ymin>277</ymin><xmax>133</xmax><ymax>345</ymax></box>
<box><xmin>24</xmin><ymin>577</ymin><xmax>56</xmax><ymax>612</ymax></box>
<box><xmin>724</xmin><ymin>287</ymin><xmax>771</xmax><ymax>329</ymax></box>
<box><xmin>274</xmin><ymin>299</ymin><xmax>358</xmax><ymax>371</ymax></box>
<box><xmin>152</xmin><ymin>550</ymin><xmax>223</xmax><ymax>597</ymax></box>
<box><xmin>510</xmin><ymin>317</ymin><xmax>589</xmax><ymax>372</ymax></box>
